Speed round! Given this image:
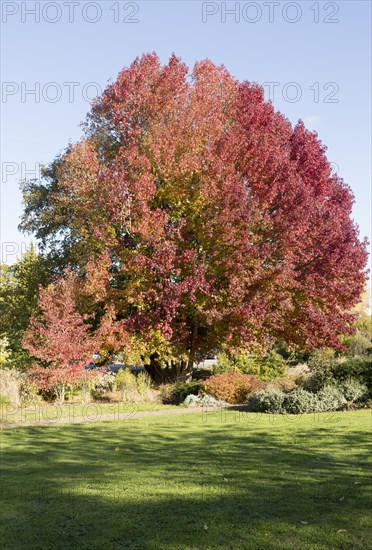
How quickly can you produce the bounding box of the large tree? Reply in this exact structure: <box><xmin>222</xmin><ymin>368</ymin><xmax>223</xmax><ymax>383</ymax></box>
<box><xmin>20</xmin><ymin>53</ymin><xmax>368</xmax><ymax>381</ymax></box>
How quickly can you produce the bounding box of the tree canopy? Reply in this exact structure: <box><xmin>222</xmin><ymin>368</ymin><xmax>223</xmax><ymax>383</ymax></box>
<box><xmin>20</xmin><ymin>53</ymin><xmax>368</xmax><ymax>381</ymax></box>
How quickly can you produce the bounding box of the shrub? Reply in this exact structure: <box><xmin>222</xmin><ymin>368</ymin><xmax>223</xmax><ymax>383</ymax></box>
<box><xmin>283</xmin><ymin>388</ymin><xmax>317</xmax><ymax>414</ymax></box>
<box><xmin>0</xmin><ymin>395</ymin><xmax>11</xmax><ymax>406</ymax></box>
<box><xmin>258</xmin><ymin>351</ymin><xmax>287</xmax><ymax>381</ymax></box>
<box><xmin>331</xmin><ymin>357</ymin><xmax>372</xmax><ymax>390</ymax></box>
<box><xmin>183</xmin><ymin>394</ymin><xmax>227</xmax><ymax>408</ymax></box>
<box><xmin>136</xmin><ymin>371</ymin><xmax>152</xmax><ymax>396</ymax></box>
<box><xmin>160</xmin><ymin>381</ymin><xmax>201</xmax><ymax>404</ymax></box>
<box><xmin>92</xmin><ymin>371</ymin><xmax>116</xmax><ymax>400</ymax></box>
<box><xmin>272</xmin><ymin>375</ymin><xmax>297</xmax><ymax>392</ymax></box>
<box><xmin>304</xmin><ymin>352</ymin><xmax>372</xmax><ymax>393</ymax></box>
<box><xmin>247</xmin><ymin>380</ymin><xmax>369</xmax><ymax>415</ymax></box>
<box><xmin>192</xmin><ymin>368</ymin><xmax>213</xmax><ymax>381</ymax></box>
<box><xmin>247</xmin><ymin>387</ymin><xmax>285</xmax><ymax>414</ymax></box>
<box><xmin>159</xmin><ymin>384</ymin><xmax>172</xmax><ymax>404</ymax></box>
<box><xmin>97</xmin><ymin>369</ymin><xmax>155</xmax><ymax>404</ymax></box>
<box><xmin>112</xmin><ymin>368</ymin><xmax>137</xmax><ymax>401</ymax></box>
<box><xmin>213</xmin><ymin>352</ymin><xmax>239</xmax><ymax>374</ymax></box>
<box><xmin>337</xmin><ymin>379</ymin><xmax>368</xmax><ymax>404</ymax></box>
<box><xmin>0</xmin><ymin>368</ymin><xmax>23</xmax><ymax>405</ymax></box>
<box><xmin>316</xmin><ymin>385</ymin><xmax>347</xmax><ymax>412</ymax></box>
<box><xmin>342</xmin><ymin>310</ymin><xmax>372</xmax><ymax>357</ymax></box>
<box><xmin>202</xmin><ymin>372</ymin><xmax>265</xmax><ymax>404</ymax></box>
<box><xmin>362</xmin><ymin>397</ymin><xmax>372</xmax><ymax>409</ymax></box>
<box><xmin>214</xmin><ymin>350</ymin><xmax>286</xmax><ymax>381</ymax></box>
<box><xmin>308</xmin><ymin>348</ymin><xmax>337</xmax><ymax>371</ymax></box>
<box><xmin>302</xmin><ymin>372</ymin><xmax>328</xmax><ymax>393</ymax></box>
<box><xmin>182</xmin><ymin>394</ymin><xmax>200</xmax><ymax>407</ymax></box>
<box><xmin>304</xmin><ymin>348</ymin><xmax>336</xmax><ymax>391</ymax></box>
<box><xmin>20</xmin><ymin>378</ymin><xmax>43</xmax><ymax>406</ymax></box>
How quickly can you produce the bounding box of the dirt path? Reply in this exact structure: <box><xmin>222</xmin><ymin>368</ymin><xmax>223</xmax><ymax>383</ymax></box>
<box><xmin>0</xmin><ymin>405</ymin><xmax>230</xmax><ymax>429</ymax></box>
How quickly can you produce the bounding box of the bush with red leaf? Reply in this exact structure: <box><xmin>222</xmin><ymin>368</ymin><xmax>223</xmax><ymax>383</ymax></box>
<box><xmin>202</xmin><ymin>372</ymin><xmax>267</xmax><ymax>404</ymax></box>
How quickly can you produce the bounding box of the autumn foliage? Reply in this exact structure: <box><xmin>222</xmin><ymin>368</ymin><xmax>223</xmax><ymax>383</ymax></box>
<box><xmin>20</xmin><ymin>53</ymin><xmax>368</xmax><ymax>379</ymax></box>
<box><xmin>23</xmin><ymin>270</ymin><xmax>97</xmax><ymax>368</ymax></box>
<box><xmin>202</xmin><ymin>373</ymin><xmax>266</xmax><ymax>404</ymax></box>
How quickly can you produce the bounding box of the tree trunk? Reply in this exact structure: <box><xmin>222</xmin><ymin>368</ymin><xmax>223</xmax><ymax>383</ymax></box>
<box><xmin>185</xmin><ymin>322</ymin><xmax>198</xmax><ymax>382</ymax></box>
<box><xmin>145</xmin><ymin>324</ymin><xmax>198</xmax><ymax>384</ymax></box>
<box><xmin>172</xmin><ymin>360</ymin><xmax>192</xmax><ymax>383</ymax></box>
<box><xmin>170</xmin><ymin>360</ymin><xmax>181</xmax><ymax>381</ymax></box>
<box><xmin>144</xmin><ymin>353</ymin><xmax>164</xmax><ymax>384</ymax></box>
<box><xmin>182</xmin><ymin>361</ymin><xmax>193</xmax><ymax>383</ymax></box>
<box><xmin>61</xmin><ymin>382</ymin><xmax>65</xmax><ymax>403</ymax></box>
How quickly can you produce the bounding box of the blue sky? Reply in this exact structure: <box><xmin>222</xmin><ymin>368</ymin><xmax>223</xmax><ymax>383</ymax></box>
<box><xmin>1</xmin><ymin>0</ymin><xmax>371</xmax><ymax>270</ymax></box>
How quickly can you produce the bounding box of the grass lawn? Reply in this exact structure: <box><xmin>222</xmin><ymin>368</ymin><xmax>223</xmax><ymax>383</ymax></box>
<box><xmin>1</xmin><ymin>409</ymin><xmax>371</xmax><ymax>549</ymax></box>
<box><xmin>0</xmin><ymin>401</ymin><xmax>177</xmax><ymax>424</ymax></box>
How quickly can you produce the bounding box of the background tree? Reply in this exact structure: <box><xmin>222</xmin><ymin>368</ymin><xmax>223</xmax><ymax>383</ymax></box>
<box><xmin>0</xmin><ymin>244</ymin><xmax>50</xmax><ymax>368</ymax></box>
<box><xmin>0</xmin><ymin>336</ymin><xmax>12</xmax><ymax>366</ymax></box>
<box><xmin>342</xmin><ymin>288</ymin><xmax>372</xmax><ymax>357</ymax></box>
<box><xmin>19</xmin><ymin>53</ymin><xmax>368</xmax><ymax>382</ymax></box>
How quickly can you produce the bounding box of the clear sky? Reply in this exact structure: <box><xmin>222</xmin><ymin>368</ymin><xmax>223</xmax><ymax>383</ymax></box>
<box><xmin>1</xmin><ymin>0</ymin><xmax>371</xmax><ymax>270</ymax></box>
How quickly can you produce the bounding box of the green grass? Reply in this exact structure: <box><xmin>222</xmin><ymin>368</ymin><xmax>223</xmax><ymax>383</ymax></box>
<box><xmin>1</xmin><ymin>409</ymin><xmax>371</xmax><ymax>549</ymax></box>
<box><xmin>0</xmin><ymin>401</ymin><xmax>177</xmax><ymax>424</ymax></box>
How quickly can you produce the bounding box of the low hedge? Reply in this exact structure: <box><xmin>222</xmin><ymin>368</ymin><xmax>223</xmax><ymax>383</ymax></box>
<box><xmin>247</xmin><ymin>387</ymin><xmax>285</xmax><ymax>414</ymax></box>
<box><xmin>247</xmin><ymin>382</ymin><xmax>368</xmax><ymax>414</ymax></box>
<box><xmin>283</xmin><ymin>388</ymin><xmax>317</xmax><ymax>414</ymax></box>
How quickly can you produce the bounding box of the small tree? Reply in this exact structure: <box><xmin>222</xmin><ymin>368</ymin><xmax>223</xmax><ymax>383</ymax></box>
<box><xmin>23</xmin><ymin>270</ymin><xmax>97</xmax><ymax>401</ymax></box>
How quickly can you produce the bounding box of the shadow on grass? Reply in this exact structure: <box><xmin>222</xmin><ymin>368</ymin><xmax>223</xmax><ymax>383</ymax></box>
<box><xmin>1</xmin><ymin>413</ymin><xmax>371</xmax><ymax>549</ymax></box>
